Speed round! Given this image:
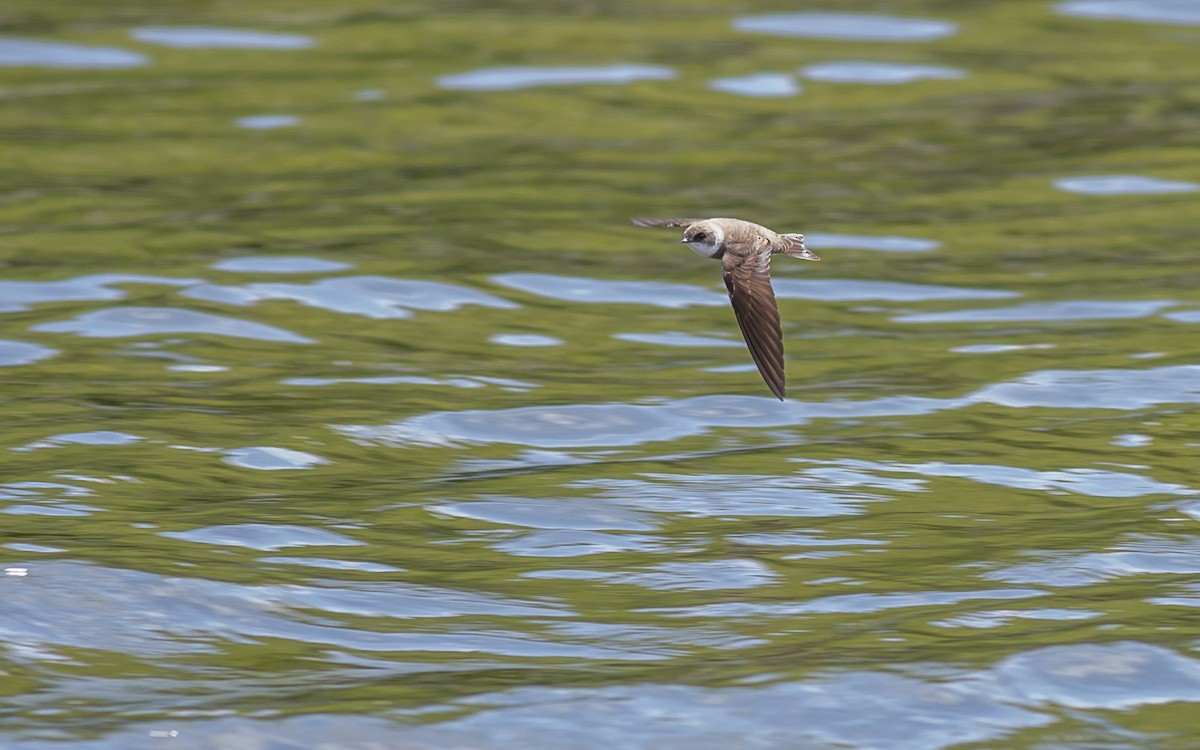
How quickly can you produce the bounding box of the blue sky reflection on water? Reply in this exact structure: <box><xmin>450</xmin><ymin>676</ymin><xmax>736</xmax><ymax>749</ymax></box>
<box><xmin>438</xmin><ymin>64</ymin><xmax>676</xmax><ymax>91</ymax></box>
<box><xmin>129</xmin><ymin>27</ymin><xmax>314</xmax><ymax>49</ymax></box>
<box><xmin>732</xmin><ymin>12</ymin><xmax>958</xmax><ymax>41</ymax></box>
<box><xmin>0</xmin><ymin>38</ymin><xmax>147</xmax><ymax>68</ymax></box>
<box><xmin>801</xmin><ymin>61</ymin><xmax>967</xmax><ymax>84</ymax></box>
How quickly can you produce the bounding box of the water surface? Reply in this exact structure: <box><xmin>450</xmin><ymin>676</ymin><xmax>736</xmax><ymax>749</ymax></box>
<box><xmin>3</xmin><ymin>1</ymin><xmax>1200</xmax><ymax>748</ymax></box>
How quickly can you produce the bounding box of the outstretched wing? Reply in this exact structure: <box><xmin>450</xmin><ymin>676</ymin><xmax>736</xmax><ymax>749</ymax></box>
<box><xmin>631</xmin><ymin>218</ymin><xmax>706</xmax><ymax>228</ymax></box>
<box><xmin>722</xmin><ymin>247</ymin><xmax>785</xmax><ymax>400</ymax></box>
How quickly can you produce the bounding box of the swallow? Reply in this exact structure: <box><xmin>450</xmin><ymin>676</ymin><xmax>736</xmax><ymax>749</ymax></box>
<box><xmin>631</xmin><ymin>217</ymin><xmax>820</xmax><ymax>400</ymax></box>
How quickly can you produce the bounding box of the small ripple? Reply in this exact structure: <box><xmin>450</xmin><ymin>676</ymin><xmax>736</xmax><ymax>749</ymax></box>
<box><xmin>0</xmin><ymin>273</ymin><xmax>197</xmax><ymax>313</ymax></box>
<box><xmin>52</xmin><ymin>430</ymin><xmax>141</xmax><ymax>446</ymax></box>
<box><xmin>0</xmin><ymin>37</ymin><xmax>147</xmax><ymax>68</ymax></box>
<box><xmin>547</xmin><ymin>621</ymin><xmax>762</xmax><ymax>652</ymax></box>
<box><xmin>708</xmin><ymin>73</ymin><xmax>802</xmax><ymax>97</ymax></box>
<box><xmin>222</xmin><ymin>446</ymin><xmax>331</xmax><ymax>470</ymax></box>
<box><xmin>130</xmin><ymin>27</ymin><xmax>314</xmax><ymax>49</ymax></box>
<box><xmin>733</xmin><ymin>12</ymin><xmax>958</xmax><ymax>41</ymax></box>
<box><xmin>576</xmin><ymin>472</ymin><xmax>890</xmax><ymax>518</ymax></box>
<box><xmin>897</xmin><ymin>299</ymin><xmax>1173</xmax><ymax>323</ymax></box>
<box><xmin>234</xmin><ymin>114</ymin><xmax>301</xmax><ymax>129</ymax></box>
<box><xmin>161</xmin><ymin>523</ymin><xmax>361</xmax><ymax>551</ymax></box>
<box><xmin>33</xmin><ymin>306</ymin><xmax>314</xmax><ymax>343</ymax></box>
<box><xmin>284</xmin><ymin>375</ymin><xmax>479</xmax><ymax>389</ymax></box>
<box><xmin>1148</xmin><ymin>499</ymin><xmax>1199</xmax><ymax>523</ymax></box>
<box><xmin>647</xmin><ymin>588</ymin><xmax>1042</xmax><ymax>618</ymax></box>
<box><xmin>212</xmin><ymin>256</ymin><xmax>353</xmax><ymax>273</ymax></box>
<box><xmin>805</xmin><ymin>232</ymin><xmax>940</xmax><ymax>252</ymax></box>
<box><xmin>15</xmin><ymin>430</ymin><xmax>141</xmax><ymax>452</ymax></box>
<box><xmin>454</xmin><ymin>449</ymin><xmax>592</xmax><ymax>475</ymax></box>
<box><xmin>1054</xmin><ymin>174</ymin><xmax>1199</xmax><ymax>195</ymax></box>
<box><xmin>801</xmin><ymin>61</ymin><xmax>966</xmax><ymax>84</ymax></box>
<box><xmin>1163</xmin><ymin>309</ymin><xmax>1200</xmax><ymax>323</ymax></box>
<box><xmin>986</xmin><ymin>537</ymin><xmax>1200</xmax><ymax>587</ymax></box>
<box><xmin>0</xmin><ymin>480</ymin><xmax>100</xmax><ymax>504</ymax></box>
<box><xmin>491</xmin><ymin>273</ymin><xmax>724</xmax><ymax>308</ymax></box>
<box><xmin>275</xmin><ymin>579</ymin><xmax>566</xmax><ymax>622</ymax></box>
<box><xmin>434</xmin><ymin>496</ymin><xmax>658</xmax><ymax>531</ymax></box>
<box><xmin>826</xmin><ymin>458</ymin><xmax>1191</xmax><ymax>497</ymax></box>
<box><xmin>438</xmin><ymin>64</ymin><xmax>675</xmax><ymax>91</ymax></box>
<box><xmin>184</xmin><ymin>276</ymin><xmax>517</xmax><ymax>317</ymax></box>
<box><xmin>337</xmin><ymin>393</ymin><xmax>963</xmax><ymax>449</ymax></box>
<box><xmin>0</xmin><ymin>562</ymin><xmax>215</xmax><ymax>657</ymax></box>
<box><xmin>2</xmin><ymin>503</ymin><xmax>99</xmax><ymax>517</ymax></box>
<box><xmin>284</xmin><ymin>374</ymin><xmax>535</xmax><ymax>392</ymax></box>
<box><xmin>530</xmin><ymin>559</ymin><xmax>780</xmax><ymax>591</ymax></box>
<box><xmin>489</xmin><ymin>333</ymin><xmax>564</xmax><ymax>347</ymax></box>
<box><xmin>662</xmin><ymin>396</ymin><xmax>811</xmax><ymax>424</ymax></box>
<box><xmin>933</xmin><ymin>608</ymin><xmax>1102</xmax><ymax>629</ymax></box>
<box><xmin>0</xmin><ymin>480</ymin><xmax>100</xmax><ymax>518</ymax></box>
<box><xmin>614</xmin><ymin>331</ymin><xmax>742</xmax><ymax>348</ymax></box>
<box><xmin>774</xmin><ymin>278</ymin><xmax>1016</xmax><ymax>302</ymax></box>
<box><xmin>728</xmin><ymin>531</ymin><xmax>886</xmax><ymax>548</ymax></box>
<box><xmin>791</xmin><ymin>394</ymin><xmax>968</xmax><ymax>420</ymax></box>
<box><xmin>969</xmin><ymin>364</ymin><xmax>1200</xmax><ymax>409</ymax></box>
<box><xmin>260</xmin><ymin>673</ymin><xmax>1046</xmax><ymax>749</ymax></box>
<box><xmin>339</xmin><ymin>403</ymin><xmax>700</xmax><ymax>448</ymax></box>
<box><xmin>1150</xmin><ymin>581</ymin><xmax>1200</xmax><ymax>607</ymax></box>
<box><xmin>494</xmin><ymin>530</ymin><xmax>662</xmax><ymax>558</ymax></box>
<box><xmin>0</xmin><ymin>340</ymin><xmax>57</xmax><ymax>366</ymax></box>
<box><xmin>952</xmin><ymin>343</ymin><xmax>1055</xmax><ymax>353</ymax></box>
<box><xmin>799</xmin><ymin>465</ymin><xmax>926</xmax><ymax>492</ymax></box>
<box><xmin>258</xmin><ymin>557</ymin><xmax>403</xmax><ymax>573</ymax></box>
<box><xmin>990</xmin><ymin>641</ymin><xmax>1200</xmax><ymax>709</ymax></box>
<box><xmin>1056</xmin><ymin>0</ymin><xmax>1200</xmax><ymax>25</ymax></box>
<box><xmin>5</xmin><ymin>543</ymin><xmax>64</xmax><ymax>555</ymax></box>
<box><xmin>1112</xmin><ymin>433</ymin><xmax>1153</xmax><ymax>447</ymax></box>
<box><xmin>0</xmin><ymin>561</ymin><xmax>586</xmax><ymax>663</ymax></box>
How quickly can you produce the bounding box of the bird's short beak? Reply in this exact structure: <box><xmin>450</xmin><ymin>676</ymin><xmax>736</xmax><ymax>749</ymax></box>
<box><xmin>679</xmin><ymin>238</ymin><xmax>689</xmax><ymax>244</ymax></box>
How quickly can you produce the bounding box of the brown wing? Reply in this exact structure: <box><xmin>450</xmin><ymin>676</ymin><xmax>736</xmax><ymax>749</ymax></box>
<box><xmin>631</xmin><ymin>218</ymin><xmax>706</xmax><ymax>228</ymax></box>
<box><xmin>722</xmin><ymin>244</ymin><xmax>785</xmax><ymax>400</ymax></box>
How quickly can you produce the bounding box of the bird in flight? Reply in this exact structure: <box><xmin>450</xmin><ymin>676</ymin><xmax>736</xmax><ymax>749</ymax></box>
<box><xmin>631</xmin><ymin>217</ymin><xmax>820</xmax><ymax>400</ymax></box>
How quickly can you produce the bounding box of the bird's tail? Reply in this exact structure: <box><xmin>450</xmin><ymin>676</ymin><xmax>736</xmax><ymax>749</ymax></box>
<box><xmin>783</xmin><ymin>234</ymin><xmax>820</xmax><ymax>261</ymax></box>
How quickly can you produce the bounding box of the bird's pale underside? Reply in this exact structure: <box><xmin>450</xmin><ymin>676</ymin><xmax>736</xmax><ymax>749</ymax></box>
<box><xmin>631</xmin><ymin>217</ymin><xmax>820</xmax><ymax>400</ymax></box>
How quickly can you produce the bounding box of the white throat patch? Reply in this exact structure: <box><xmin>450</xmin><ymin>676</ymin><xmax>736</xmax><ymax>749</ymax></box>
<box><xmin>686</xmin><ymin>223</ymin><xmax>724</xmax><ymax>258</ymax></box>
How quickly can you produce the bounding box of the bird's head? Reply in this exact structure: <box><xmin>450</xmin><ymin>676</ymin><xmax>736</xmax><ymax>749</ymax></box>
<box><xmin>680</xmin><ymin>220</ymin><xmax>724</xmax><ymax>258</ymax></box>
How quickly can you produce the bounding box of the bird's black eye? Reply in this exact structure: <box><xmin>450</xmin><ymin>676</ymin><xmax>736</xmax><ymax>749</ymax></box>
<box><xmin>692</xmin><ymin>232</ymin><xmax>708</xmax><ymax>242</ymax></box>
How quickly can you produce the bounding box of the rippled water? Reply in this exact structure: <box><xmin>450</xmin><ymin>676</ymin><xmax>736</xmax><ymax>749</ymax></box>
<box><xmin>4</xmin><ymin>1</ymin><xmax>1200</xmax><ymax>748</ymax></box>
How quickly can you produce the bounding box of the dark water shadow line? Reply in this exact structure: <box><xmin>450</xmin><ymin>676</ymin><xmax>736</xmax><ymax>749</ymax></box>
<box><xmin>424</xmin><ymin>437</ymin><xmax>856</xmax><ymax>487</ymax></box>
